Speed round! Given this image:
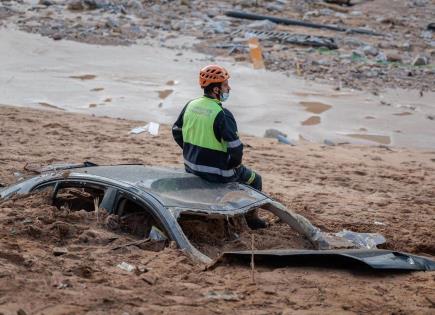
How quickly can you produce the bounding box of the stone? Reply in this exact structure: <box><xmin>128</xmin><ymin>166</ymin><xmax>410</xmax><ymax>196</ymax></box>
<box><xmin>52</xmin><ymin>33</ymin><xmax>62</xmax><ymax>40</ymax></box>
<box><xmin>319</xmin><ymin>8</ymin><xmax>334</xmax><ymax>16</ymax></box>
<box><xmin>39</xmin><ymin>0</ymin><xmax>54</xmax><ymax>5</ymax></box>
<box><xmin>67</xmin><ymin>0</ymin><xmax>84</xmax><ymax>11</ymax></box>
<box><xmin>376</xmin><ymin>52</ymin><xmax>387</xmax><ymax>62</ymax></box>
<box><xmin>105</xmin><ymin>16</ymin><xmax>119</xmax><ymax>29</ymax></box>
<box><xmin>412</xmin><ymin>54</ymin><xmax>429</xmax><ymax>66</ymax></box>
<box><xmin>362</xmin><ymin>45</ymin><xmax>378</xmax><ymax>57</ymax></box>
<box><xmin>265</xmin><ymin>3</ymin><xmax>284</xmax><ymax>11</ymax></box>
<box><xmin>125</xmin><ymin>0</ymin><xmax>143</xmax><ymax>11</ymax></box>
<box><xmin>386</xmin><ymin>52</ymin><xmax>402</xmax><ymax>62</ymax></box>
<box><xmin>208</xmin><ymin>20</ymin><xmax>228</xmax><ymax>34</ymax></box>
<box><xmin>52</xmin><ymin>247</ymin><xmax>68</xmax><ymax>256</ymax></box>
<box><xmin>303</xmin><ymin>10</ymin><xmax>320</xmax><ymax>19</ymax></box>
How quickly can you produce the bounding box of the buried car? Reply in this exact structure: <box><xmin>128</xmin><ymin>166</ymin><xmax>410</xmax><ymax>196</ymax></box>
<box><xmin>1</xmin><ymin>163</ymin><xmax>434</xmax><ymax>271</ymax></box>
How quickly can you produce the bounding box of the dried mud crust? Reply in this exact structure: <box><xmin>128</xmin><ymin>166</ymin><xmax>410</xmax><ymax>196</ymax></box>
<box><xmin>179</xmin><ymin>210</ymin><xmax>313</xmax><ymax>259</ymax></box>
<box><xmin>0</xmin><ymin>106</ymin><xmax>434</xmax><ymax>314</ymax></box>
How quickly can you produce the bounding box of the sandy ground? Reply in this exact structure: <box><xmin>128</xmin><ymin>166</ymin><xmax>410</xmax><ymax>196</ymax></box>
<box><xmin>0</xmin><ymin>105</ymin><xmax>434</xmax><ymax>314</ymax></box>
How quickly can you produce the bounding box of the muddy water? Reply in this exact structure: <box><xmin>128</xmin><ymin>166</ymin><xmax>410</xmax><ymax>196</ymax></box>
<box><xmin>1</xmin><ymin>29</ymin><xmax>435</xmax><ymax>148</ymax></box>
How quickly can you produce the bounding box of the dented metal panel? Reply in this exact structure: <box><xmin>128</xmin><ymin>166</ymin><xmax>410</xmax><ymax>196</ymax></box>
<box><xmin>220</xmin><ymin>249</ymin><xmax>435</xmax><ymax>271</ymax></box>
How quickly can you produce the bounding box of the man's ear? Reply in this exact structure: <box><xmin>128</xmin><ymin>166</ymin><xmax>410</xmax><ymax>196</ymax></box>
<box><xmin>212</xmin><ymin>86</ymin><xmax>220</xmax><ymax>95</ymax></box>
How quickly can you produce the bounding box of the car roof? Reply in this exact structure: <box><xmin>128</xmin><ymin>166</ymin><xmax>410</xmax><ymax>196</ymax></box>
<box><xmin>70</xmin><ymin>165</ymin><xmax>269</xmax><ymax>214</ymax></box>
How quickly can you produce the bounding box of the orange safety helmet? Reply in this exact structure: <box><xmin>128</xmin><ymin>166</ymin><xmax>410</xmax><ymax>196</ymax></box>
<box><xmin>199</xmin><ymin>64</ymin><xmax>230</xmax><ymax>88</ymax></box>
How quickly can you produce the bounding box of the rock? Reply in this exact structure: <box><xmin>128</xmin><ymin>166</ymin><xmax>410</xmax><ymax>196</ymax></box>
<box><xmin>105</xmin><ymin>16</ymin><xmax>119</xmax><ymax>29</ymax></box>
<box><xmin>124</xmin><ymin>0</ymin><xmax>143</xmax><ymax>11</ymax></box>
<box><xmin>265</xmin><ymin>3</ymin><xmax>284</xmax><ymax>11</ymax></box>
<box><xmin>376</xmin><ymin>52</ymin><xmax>387</xmax><ymax>62</ymax></box>
<box><xmin>238</xmin><ymin>0</ymin><xmax>257</xmax><ymax>7</ymax></box>
<box><xmin>264</xmin><ymin>128</ymin><xmax>287</xmax><ymax>139</ymax></box>
<box><xmin>52</xmin><ymin>33</ymin><xmax>62</xmax><ymax>40</ymax></box>
<box><xmin>412</xmin><ymin>54</ymin><xmax>429</xmax><ymax>66</ymax></box>
<box><xmin>17</xmin><ymin>309</ymin><xmax>27</xmax><ymax>315</ymax></box>
<box><xmin>67</xmin><ymin>0</ymin><xmax>85</xmax><ymax>10</ymax></box>
<box><xmin>39</xmin><ymin>0</ymin><xmax>54</xmax><ymax>5</ymax></box>
<box><xmin>207</xmin><ymin>20</ymin><xmax>228</xmax><ymax>34</ymax></box>
<box><xmin>428</xmin><ymin>23</ymin><xmax>435</xmax><ymax>31</ymax></box>
<box><xmin>362</xmin><ymin>45</ymin><xmax>378</xmax><ymax>57</ymax></box>
<box><xmin>319</xmin><ymin>8</ymin><xmax>334</xmax><ymax>16</ymax></box>
<box><xmin>386</xmin><ymin>52</ymin><xmax>402</xmax><ymax>62</ymax></box>
<box><xmin>312</xmin><ymin>59</ymin><xmax>330</xmax><ymax>66</ymax></box>
<box><xmin>303</xmin><ymin>10</ymin><xmax>320</xmax><ymax>19</ymax></box>
<box><xmin>350</xmin><ymin>11</ymin><xmax>362</xmax><ymax>16</ymax></box>
<box><xmin>52</xmin><ymin>247</ymin><xmax>68</xmax><ymax>256</ymax></box>
<box><xmin>247</xmin><ymin>19</ymin><xmax>277</xmax><ymax>31</ymax></box>
<box><xmin>421</xmin><ymin>30</ymin><xmax>432</xmax><ymax>40</ymax></box>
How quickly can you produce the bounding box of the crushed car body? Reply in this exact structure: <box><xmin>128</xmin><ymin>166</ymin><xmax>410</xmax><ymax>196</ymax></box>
<box><xmin>1</xmin><ymin>163</ymin><xmax>434</xmax><ymax>271</ymax></box>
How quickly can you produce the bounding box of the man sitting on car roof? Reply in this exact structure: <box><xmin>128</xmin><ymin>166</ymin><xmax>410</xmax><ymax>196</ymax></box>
<box><xmin>172</xmin><ymin>64</ymin><xmax>266</xmax><ymax>229</ymax></box>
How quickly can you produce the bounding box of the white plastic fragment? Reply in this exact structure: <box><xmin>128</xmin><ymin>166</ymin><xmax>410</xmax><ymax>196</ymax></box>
<box><xmin>129</xmin><ymin>122</ymin><xmax>159</xmax><ymax>136</ymax></box>
<box><xmin>117</xmin><ymin>262</ymin><xmax>135</xmax><ymax>272</ymax></box>
<box><xmin>129</xmin><ymin>126</ymin><xmax>147</xmax><ymax>134</ymax></box>
<box><xmin>147</xmin><ymin>122</ymin><xmax>160</xmax><ymax>136</ymax></box>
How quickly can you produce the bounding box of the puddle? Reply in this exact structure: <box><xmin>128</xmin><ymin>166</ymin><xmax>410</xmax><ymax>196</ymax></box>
<box><xmin>294</xmin><ymin>91</ymin><xmax>342</xmax><ymax>98</ymax></box>
<box><xmin>300</xmin><ymin>101</ymin><xmax>332</xmax><ymax>114</ymax></box>
<box><xmin>38</xmin><ymin>102</ymin><xmax>64</xmax><ymax>110</ymax></box>
<box><xmin>158</xmin><ymin>89</ymin><xmax>173</xmax><ymax>99</ymax></box>
<box><xmin>365</xmin><ymin>116</ymin><xmax>376</xmax><ymax>119</ymax></box>
<box><xmin>394</xmin><ymin>112</ymin><xmax>413</xmax><ymax>116</ymax></box>
<box><xmin>346</xmin><ymin>134</ymin><xmax>391</xmax><ymax>145</ymax></box>
<box><xmin>70</xmin><ymin>74</ymin><xmax>97</xmax><ymax>80</ymax></box>
<box><xmin>301</xmin><ymin>116</ymin><xmax>321</xmax><ymax>126</ymax></box>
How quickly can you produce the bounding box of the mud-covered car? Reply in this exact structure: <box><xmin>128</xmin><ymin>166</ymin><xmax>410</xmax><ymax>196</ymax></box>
<box><xmin>1</xmin><ymin>163</ymin><xmax>434</xmax><ymax>271</ymax></box>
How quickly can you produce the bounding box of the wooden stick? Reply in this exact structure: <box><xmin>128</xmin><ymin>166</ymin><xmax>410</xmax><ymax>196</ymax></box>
<box><xmin>250</xmin><ymin>234</ymin><xmax>255</xmax><ymax>284</ymax></box>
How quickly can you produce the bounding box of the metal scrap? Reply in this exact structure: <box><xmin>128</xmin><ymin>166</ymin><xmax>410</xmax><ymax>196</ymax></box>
<box><xmin>232</xmin><ymin>29</ymin><xmax>338</xmax><ymax>49</ymax></box>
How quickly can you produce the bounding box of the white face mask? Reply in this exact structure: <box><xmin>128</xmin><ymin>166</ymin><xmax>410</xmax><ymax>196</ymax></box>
<box><xmin>220</xmin><ymin>91</ymin><xmax>230</xmax><ymax>102</ymax></box>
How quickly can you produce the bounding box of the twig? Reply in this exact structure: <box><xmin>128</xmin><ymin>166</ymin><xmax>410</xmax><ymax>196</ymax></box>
<box><xmin>250</xmin><ymin>233</ymin><xmax>255</xmax><ymax>284</ymax></box>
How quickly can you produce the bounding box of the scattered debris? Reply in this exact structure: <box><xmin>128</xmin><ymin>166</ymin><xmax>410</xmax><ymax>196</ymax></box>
<box><xmin>232</xmin><ymin>29</ymin><xmax>338</xmax><ymax>49</ymax></box>
<box><xmin>225</xmin><ymin>10</ymin><xmax>383</xmax><ymax>36</ymax></box>
<box><xmin>412</xmin><ymin>54</ymin><xmax>429</xmax><ymax>66</ymax></box>
<box><xmin>129</xmin><ymin>122</ymin><xmax>159</xmax><ymax>136</ymax></box>
<box><xmin>117</xmin><ymin>261</ymin><xmax>135</xmax><ymax>273</ymax></box>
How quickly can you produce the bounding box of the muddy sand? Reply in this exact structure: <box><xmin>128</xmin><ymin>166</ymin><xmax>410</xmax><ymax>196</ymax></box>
<box><xmin>0</xmin><ymin>105</ymin><xmax>434</xmax><ymax>314</ymax></box>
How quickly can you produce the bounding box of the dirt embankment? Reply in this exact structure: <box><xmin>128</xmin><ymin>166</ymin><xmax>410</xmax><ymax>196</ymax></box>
<box><xmin>0</xmin><ymin>105</ymin><xmax>434</xmax><ymax>314</ymax></box>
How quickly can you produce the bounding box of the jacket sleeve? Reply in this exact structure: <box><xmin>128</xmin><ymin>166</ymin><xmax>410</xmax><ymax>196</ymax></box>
<box><xmin>172</xmin><ymin>104</ymin><xmax>188</xmax><ymax>149</ymax></box>
<box><xmin>214</xmin><ymin>108</ymin><xmax>243</xmax><ymax>169</ymax></box>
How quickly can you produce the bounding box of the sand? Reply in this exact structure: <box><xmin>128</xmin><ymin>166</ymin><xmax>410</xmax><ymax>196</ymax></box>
<box><xmin>0</xmin><ymin>105</ymin><xmax>434</xmax><ymax>314</ymax></box>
